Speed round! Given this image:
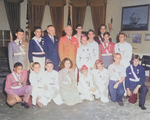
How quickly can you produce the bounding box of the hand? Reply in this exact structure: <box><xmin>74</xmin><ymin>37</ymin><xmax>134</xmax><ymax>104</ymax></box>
<box><xmin>133</xmin><ymin>87</ymin><xmax>139</xmax><ymax>94</ymax></box>
<box><xmin>127</xmin><ymin>89</ymin><xmax>132</xmax><ymax>96</ymax></box>
<box><xmin>113</xmin><ymin>82</ymin><xmax>119</xmax><ymax>89</ymax></box>
<box><xmin>15</xmin><ymin>95</ymin><xmax>22</xmax><ymax>102</ymax></box>
<box><xmin>90</xmin><ymin>67</ymin><xmax>93</xmax><ymax>70</ymax></box>
<box><xmin>44</xmin><ymin>85</ymin><xmax>49</xmax><ymax>90</ymax></box>
<box><xmin>91</xmin><ymin>87</ymin><xmax>96</xmax><ymax>92</ymax></box>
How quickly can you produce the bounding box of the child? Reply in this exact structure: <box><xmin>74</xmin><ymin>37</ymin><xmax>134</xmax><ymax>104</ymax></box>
<box><xmin>87</xmin><ymin>29</ymin><xmax>99</xmax><ymax>65</ymax></box>
<box><xmin>29</xmin><ymin>62</ymin><xmax>46</xmax><ymax>108</ymax></box>
<box><xmin>78</xmin><ymin>65</ymin><xmax>100</xmax><ymax>101</ymax></box>
<box><xmin>8</xmin><ymin>28</ymin><xmax>29</xmax><ymax>72</ymax></box>
<box><xmin>125</xmin><ymin>55</ymin><xmax>148</xmax><ymax>110</ymax></box>
<box><xmin>5</xmin><ymin>62</ymin><xmax>32</xmax><ymax>108</ymax></box>
<box><xmin>42</xmin><ymin>59</ymin><xmax>63</xmax><ymax>105</ymax></box>
<box><xmin>99</xmin><ymin>32</ymin><xmax>115</xmax><ymax>69</ymax></box>
<box><xmin>92</xmin><ymin>59</ymin><xmax>109</xmax><ymax>103</ymax></box>
<box><xmin>58</xmin><ymin>58</ymin><xmax>82</xmax><ymax>105</ymax></box>
<box><xmin>107</xmin><ymin>53</ymin><xmax>126</xmax><ymax>106</ymax></box>
<box><xmin>28</xmin><ymin>26</ymin><xmax>45</xmax><ymax>71</ymax></box>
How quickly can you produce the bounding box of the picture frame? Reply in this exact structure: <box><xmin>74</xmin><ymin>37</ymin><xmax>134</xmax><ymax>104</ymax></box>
<box><xmin>121</xmin><ymin>5</ymin><xmax>149</xmax><ymax>31</ymax></box>
<box><xmin>132</xmin><ymin>34</ymin><xmax>142</xmax><ymax>43</ymax></box>
<box><xmin>145</xmin><ymin>34</ymin><xmax>150</xmax><ymax>41</ymax></box>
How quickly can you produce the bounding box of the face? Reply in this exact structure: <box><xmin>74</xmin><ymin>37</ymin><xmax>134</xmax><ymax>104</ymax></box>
<box><xmin>15</xmin><ymin>32</ymin><xmax>24</xmax><ymax>40</ymax></box>
<box><xmin>46</xmin><ymin>63</ymin><xmax>54</xmax><ymax>72</ymax></box>
<box><xmin>65</xmin><ymin>26</ymin><xmax>72</xmax><ymax>36</ymax></box>
<box><xmin>100</xmin><ymin>26</ymin><xmax>106</xmax><ymax>35</ymax></box>
<box><xmin>47</xmin><ymin>27</ymin><xmax>55</xmax><ymax>36</ymax></box>
<box><xmin>103</xmin><ymin>34</ymin><xmax>110</xmax><ymax>42</ymax></box>
<box><xmin>64</xmin><ymin>60</ymin><xmax>71</xmax><ymax>69</ymax></box>
<box><xmin>76</xmin><ymin>26</ymin><xmax>82</xmax><ymax>34</ymax></box>
<box><xmin>14</xmin><ymin>66</ymin><xmax>23</xmax><ymax>75</ymax></box>
<box><xmin>33</xmin><ymin>64</ymin><xmax>41</xmax><ymax>74</ymax></box>
<box><xmin>82</xmin><ymin>69</ymin><xmax>88</xmax><ymax>76</ymax></box>
<box><xmin>97</xmin><ymin>63</ymin><xmax>103</xmax><ymax>69</ymax></box>
<box><xmin>133</xmin><ymin>59</ymin><xmax>139</xmax><ymax>66</ymax></box>
<box><xmin>34</xmin><ymin>29</ymin><xmax>42</xmax><ymax>38</ymax></box>
<box><xmin>88</xmin><ymin>31</ymin><xmax>95</xmax><ymax>40</ymax></box>
<box><xmin>81</xmin><ymin>37</ymin><xmax>87</xmax><ymax>45</ymax></box>
<box><xmin>119</xmin><ymin>34</ymin><xmax>126</xmax><ymax>43</ymax></box>
<box><xmin>114</xmin><ymin>55</ymin><xmax>122</xmax><ymax>64</ymax></box>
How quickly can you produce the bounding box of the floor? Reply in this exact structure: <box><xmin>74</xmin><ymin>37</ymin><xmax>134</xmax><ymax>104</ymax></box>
<box><xmin>0</xmin><ymin>75</ymin><xmax>150</xmax><ymax>120</ymax></box>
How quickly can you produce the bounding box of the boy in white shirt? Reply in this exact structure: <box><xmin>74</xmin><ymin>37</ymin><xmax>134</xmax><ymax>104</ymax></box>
<box><xmin>107</xmin><ymin>53</ymin><xmax>126</xmax><ymax>106</ymax></box>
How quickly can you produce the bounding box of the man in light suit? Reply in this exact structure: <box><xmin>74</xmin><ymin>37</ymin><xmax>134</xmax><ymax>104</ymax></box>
<box><xmin>43</xmin><ymin>25</ymin><xmax>60</xmax><ymax>71</ymax></box>
<box><xmin>8</xmin><ymin>28</ymin><xmax>29</xmax><ymax>72</ymax></box>
<box><xmin>58</xmin><ymin>25</ymin><xmax>79</xmax><ymax>69</ymax></box>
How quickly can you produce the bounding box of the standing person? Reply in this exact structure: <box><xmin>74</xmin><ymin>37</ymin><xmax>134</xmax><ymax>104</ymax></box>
<box><xmin>44</xmin><ymin>25</ymin><xmax>60</xmax><ymax>71</ymax></box>
<box><xmin>8</xmin><ymin>28</ymin><xmax>29</xmax><ymax>72</ymax></box>
<box><xmin>28</xmin><ymin>26</ymin><xmax>45</xmax><ymax>71</ymax></box>
<box><xmin>5</xmin><ymin>62</ymin><xmax>32</xmax><ymax>108</ymax></box>
<box><xmin>95</xmin><ymin>24</ymin><xmax>107</xmax><ymax>44</ymax></box>
<box><xmin>78</xmin><ymin>65</ymin><xmax>100</xmax><ymax>101</ymax></box>
<box><xmin>76</xmin><ymin>34</ymin><xmax>94</xmax><ymax>71</ymax></box>
<box><xmin>87</xmin><ymin>30</ymin><xmax>99</xmax><ymax>65</ymax></box>
<box><xmin>74</xmin><ymin>24</ymin><xmax>83</xmax><ymax>46</ymax></box>
<box><xmin>99</xmin><ymin>32</ymin><xmax>115</xmax><ymax>69</ymax></box>
<box><xmin>115</xmin><ymin>32</ymin><xmax>132</xmax><ymax>68</ymax></box>
<box><xmin>59</xmin><ymin>25</ymin><xmax>79</xmax><ymax>69</ymax></box>
<box><xmin>107</xmin><ymin>53</ymin><xmax>126</xmax><ymax>106</ymax></box>
<box><xmin>58</xmin><ymin>58</ymin><xmax>82</xmax><ymax>105</ymax></box>
<box><xmin>92</xmin><ymin>59</ymin><xmax>109</xmax><ymax>103</ymax></box>
<box><xmin>125</xmin><ymin>55</ymin><xmax>148</xmax><ymax>110</ymax></box>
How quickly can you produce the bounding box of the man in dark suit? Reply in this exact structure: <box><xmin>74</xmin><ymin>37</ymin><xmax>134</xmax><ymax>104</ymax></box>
<box><xmin>43</xmin><ymin>25</ymin><xmax>60</xmax><ymax>71</ymax></box>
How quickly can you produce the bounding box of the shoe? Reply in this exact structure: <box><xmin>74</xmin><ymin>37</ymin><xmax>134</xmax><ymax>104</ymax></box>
<box><xmin>139</xmin><ymin>104</ymin><xmax>146</xmax><ymax>110</ymax></box>
<box><xmin>6</xmin><ymin>102</ymin><xmax>13</xmax><ymax>108</ymax></box>
<box><xmin>118</xmin><ymin>101</ymin><xmax>124</xmax><ymax>106</ymax></box>
<box><xmin>21</xmin><ymin>102</ymin><xmax>30</xmax><ymax>108</ymax></box>
<box><xmin>31</xmin><ymin>104</ymin><xmax>37</xmax><ymax>109</ymax></box>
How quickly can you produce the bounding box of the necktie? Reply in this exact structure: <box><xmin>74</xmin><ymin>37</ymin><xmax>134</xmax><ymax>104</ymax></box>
<box><xmin>18</xmin><ymin>41</ymin><xmax>21</xmax><ymax>46</ymax></box>
<box><xmin>51</xmin><ymin>36</ymin><xmax>54</xmax><ymax>43</ymax></box>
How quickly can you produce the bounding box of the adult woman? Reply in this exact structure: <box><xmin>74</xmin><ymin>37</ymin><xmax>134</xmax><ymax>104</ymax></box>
<box><xmin>58</xmin><ymin>58</ymin><xmax>82</xmax><ymax>105</ymax></box>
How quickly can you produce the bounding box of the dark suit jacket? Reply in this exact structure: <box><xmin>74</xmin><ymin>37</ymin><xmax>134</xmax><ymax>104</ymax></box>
<box><xmin>43</xmin><ymin>35</ymin><xmax>60</xmax><ymax>65</ymax></box>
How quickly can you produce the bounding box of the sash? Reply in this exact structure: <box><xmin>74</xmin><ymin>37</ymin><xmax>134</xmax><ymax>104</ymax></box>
<box><xmin>33</xmin><ymin>38</ymin><xmax>45</xmax><ymax>53</ymax></box>
<box><xmin>130</xmin><ymin>65</ymin><xmax>140</xmax><ymax>82</ymax></box>
<box><xmin>15</xmin><ymin>41</ymin><xmax>26</xmax><ymax>55</ymax></box>
<box><xmin>11</xmin><ymin>72</ymin><xmax>22</xmax><ymax>89</ymax></box>
<box><xmin>102</xmin><ymin>42</ymin><xmax>110</xmax><ymax>54</ymax></box>
<box><xmin>98</xmin><ymin>36</ymin><xmax>103</xmax><ymax>43</ymax></box>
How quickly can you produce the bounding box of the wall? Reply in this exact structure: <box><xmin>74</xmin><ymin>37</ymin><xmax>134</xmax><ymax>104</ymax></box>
<box><xmin>106</xmin><ymin>0</ymin><xmax>150</xmax><ymax>57</ymax></box>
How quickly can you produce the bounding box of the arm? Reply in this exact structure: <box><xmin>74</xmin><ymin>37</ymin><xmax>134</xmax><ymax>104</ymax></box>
<box><xmin>28</xmin><ymin>40</ymin><xmax>33</xmax><ymax>63</ymax></box>
<box><xmin>76</xmin><ymin>48</ymin><xmax>80</xmax><ymax>69</ymax></box>
<box><xmin>43</xmin><ymin>39</ymin><xmax>48</xmax><ymax>59</ymax></box>
<box><xmin>25</xmin><ymin>42</ymin><xmax>30</xmax><ymax>70</ymax></box>
<box><xmin>58</xmin><ymin>38</ymin><xmax>64</xmax><ymax>61</ymax></box>
<box><xmin>99</xmin><ymin>44</ymin><xmax>102</xmax><ymax>60</ymax></box>
<box><xmin>96</xmin><ymin>43</ymin><xmax>99</xmax><ymax>60</ymax></box>
<box><xmin>8</xmin><ymin>43</ymin><xmax>13</xmax><ymax>72</ymax></box>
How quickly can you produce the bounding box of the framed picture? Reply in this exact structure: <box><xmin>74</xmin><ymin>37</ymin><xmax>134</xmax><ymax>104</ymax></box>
<box><xmin>132</xmin><ymin>34</ymin><xmax>142</xmax><ymax>43</ymax></box>
<box><xmin>121</xmin><ymin>5</ymin><xmax>149</xmax><ymax>30</ymax></box>
<box><xmin>145</xmin><ymin>34</ymin><xmax>150</xmax><ymax>41</ymax></box>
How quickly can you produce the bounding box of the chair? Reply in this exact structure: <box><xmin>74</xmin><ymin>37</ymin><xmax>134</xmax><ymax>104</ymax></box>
<box><xmin>141</xmin><ymin>55</ymin><xmax>150</xmax><ymax>81</ymax></box>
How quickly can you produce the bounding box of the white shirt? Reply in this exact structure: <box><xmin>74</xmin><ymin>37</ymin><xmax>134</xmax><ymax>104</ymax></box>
<box><xmin>87</xmin><ymin>41</ymin><xmax>99</xmax><ymax>63</ymax></box>
<box><xmin>76</xmin><ymin>44</ymin><xmax>94</xmax><ymax>68</ymax></box>
<box><xmin>107</xmin><ymin>63</ymin><xmax>126</xmax><ymax>81</ymax></box>
<box><xmin>33</xmin><ymin>36</ymin><xmax>42</xmax><ymax>42</ymax></box>
<box><xmin>74</xmin><ymin>34</ymin><xmax>82</xmax><ymax>46</ymax></box>
<box><xmin>115</xmin><ymin>41</ymin><xmax>132</xmax><ymax>68</ymax></box>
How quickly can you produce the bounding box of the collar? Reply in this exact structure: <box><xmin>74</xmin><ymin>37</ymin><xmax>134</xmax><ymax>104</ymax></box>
<box><xmin>101</xmin><ymin>34</ymin><xmax>103</xmax><ymax>38</ymax></box>
<box><xmin>15</xmin><ymin>39</ymin><xmax>22</xmax><ymax>43</ymax></box>
<box><xmin>14</xmin><ymin>71</ymin><xmax>21</xmax><ymax>77</ymax></box>
<box><xmin>67</xmin><ymin>35</ymin><xmax>71</xmax><ymax>40</ymax></box>
<box><xmin>48</xmin><ymin>34</ymin><xmax>54</xmax><ymax>38</ymax></box>
<box><xmin>33</xmin><ymin>36</ymin><xmax>42</xmax><ymax>42</ymax></box>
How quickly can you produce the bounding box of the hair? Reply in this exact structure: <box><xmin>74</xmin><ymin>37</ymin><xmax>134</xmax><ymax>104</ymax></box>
<box><xmin>34</xmin><ymin>26</ymin><xmax>42</xmax><ymax>32</ymax></box>
<box><xmin>133</xmin><ymin>55</ymin><xmax>140</xmax><ymax>60</ymax></box>
<box><xmin>32</xmin><ymin>62</ymin><xmax>40</xmax><ymax>68</ymax></box>
<box><xmin>98</xmin><ymin>24</ymin><xmax>107</xmax><ymax>35</ymax></box>
<box><xmin>15</xmin><ymin>28</ymin><xmax>24</xmax><ymax>33</ymax></box>
<box><xmin>47</xmin><ymin>25</ymin><xmax>54</xmax><ymax>28</ymax></box>
<box><xmin>87</xmin><ymin>29</ymin><xmax>95</xmax><ymax>35</ymax></box>
<box><xmin>81</xmin><ymin>34</ymin><xmax>87</xmax><ymax>40</ymax></box>
<box><xmin>14</xmin><ymin>62</ymin><xmax>23</xmax><ymax>68</ymax></box>
<box><xmin>100</xmin><ymin>24</ymin><xmax>107</xmax><ymax>29</ymax></box>
<box><xmin>103</xmin><ymin>31</ymin><xmax>112</xmax><ymax>42</ymax></box>
<box><xmin>94</xmin><ymin>59</ymin><xmax>103</xmax><ymax>69</ymax></box>
<box><xmin>75</xmin><ymin>24</ymin><xmax>82</xmax><ymax>29</ymax></box>
<box><xmin>59</xmin><ymin>58</ymin><xmax>73</xmax><ymax>70</ymax></box>
<box><xmin>119</xmin><ymin>32</ymin><xmax>126</xmax><ymax>37</ymax></box>
<box><xmin>114</xmin><ymin>53</ymin><xmax>122</xmax><ymax>57</ymax></box>
<box><xmin>64</xmin><ymin>25</ymin><xmax>72</xmax><ymax>31</ymax></box>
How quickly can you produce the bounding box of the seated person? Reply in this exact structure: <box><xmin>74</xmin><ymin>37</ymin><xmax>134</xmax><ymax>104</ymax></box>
<box><xmin>92</xmin><ymin>59</ymin><xmax>109</xmax><ymax>103</ymax></box>
<box><xmin>125</xmin><ymin>55</ymin><xmax>148</xmax><ymax>110</ymax></box>
<box><xmin>5</xmin><ymin>62</ymin><xmax>32</xmax><ymax>108</ymax></box>
<box><xmin>107</xmin><ymin>53</ymin><xmax>126</xmax><ymax>106</ymax></box>
<box><xmin>78</xmin><ymin>65</ymin><xmax>100</xmax><ymax>101</ymax></box>
<box><xmin>58</xmin><ymin>58</ymin><xmax>82</xmax><ymax>105</ymax></box>
<box><xmin>29</xmin><ymin>62</ymin><xmax>46</xmax><ymax>108</ymax></box>
<box><xmin>42</xmin><ymin>59</ymin><xmax>63</xmax><ymax>105</ymax></box>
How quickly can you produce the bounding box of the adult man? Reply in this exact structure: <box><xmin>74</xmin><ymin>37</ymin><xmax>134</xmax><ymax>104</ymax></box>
<box><xmin>95</xmin><ymin>24</ymin><xmax>107</xmax><ymax>44</ymax></box>
<box><xmin>59</xmin><ymin>25</ymin><xmax>79</xmax><ymax>69</ymax></box>
<box><xmin>8</xmin><ymin>28</ymin><xmax>29</xmax><ymax>72</ymax></box>
<box><xmin>44</xmin><ymin>25</ymin><xmax>60</xmax><ymax>71</ymax></box>
<box><xmin>125</xmin><ymin>55</ymin><xmax>148</xmax><ymax>110</ymax></box>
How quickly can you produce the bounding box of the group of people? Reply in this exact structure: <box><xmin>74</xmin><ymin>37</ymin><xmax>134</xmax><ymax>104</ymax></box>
<box><xmin>5</xmin><ymin>24</ymin><xmax>148</xmax><ymax>110</ymax></box>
